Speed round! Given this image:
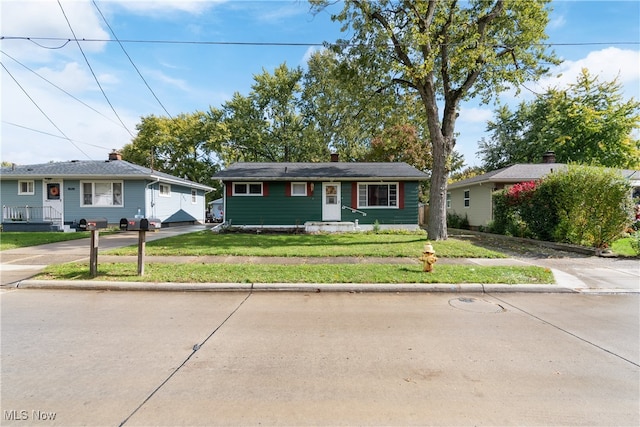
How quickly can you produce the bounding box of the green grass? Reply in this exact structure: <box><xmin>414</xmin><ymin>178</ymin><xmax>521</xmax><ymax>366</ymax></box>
<box><xmin>38</xmin><ymin>262</ymin><xmax>554</xmax><ymax>285</ymax></box>
<box><xmin>0</xmin><ymin>231</ymin><xmax>91</xmax><ymax>251</ymax></box>
<box><xmin>106</xmin><ymin>231</ymin><xmax>506</xmax><ymax>258</ymax></box>
<box><xmin>611</xmin><ymin>237</ymin><xmax>639</xmax><ymax>257</ymax></box>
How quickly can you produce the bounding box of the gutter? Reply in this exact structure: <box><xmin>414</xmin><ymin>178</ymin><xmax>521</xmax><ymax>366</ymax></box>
<box><xmin>214</xmin><ymin>176</ymin><xmax>425</xmax><ymax>182</ymax></box>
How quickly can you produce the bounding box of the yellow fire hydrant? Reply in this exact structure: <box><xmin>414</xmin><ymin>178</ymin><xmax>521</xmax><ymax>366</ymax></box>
<box><xmin>419</xmin><ymin>243</ymin><xmax>437</xmax><ymax>272</ymax></box>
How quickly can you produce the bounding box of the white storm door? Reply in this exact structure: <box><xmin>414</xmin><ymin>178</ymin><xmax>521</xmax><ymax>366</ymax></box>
<box><xmin>322</xmin><ymin>182</ymin><xmax>341</xmax><ymax>221</ymax></box>
<box><xmin>43</xmin><ymin>180</ymin><xmax>64</xmax><ymax>221</ymax></box>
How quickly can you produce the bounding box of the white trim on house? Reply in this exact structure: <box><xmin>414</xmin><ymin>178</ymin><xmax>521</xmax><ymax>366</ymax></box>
<box><xmin>357</xmin><ymin>181</ymin><xmax>399</xmax><ymax>209</ymax></box>
<box><xmin>80</xmin><ymin>180</ymin><xmax>124</xmax><ymax>207</ymax></box>
<box><xmin>291</xmin><ymin>182</ymin><xmax>307</xmax><ymax>196</ymax></box>
<box><xmin>18</xmin><ymin>180</ymin><xmax>35</xmax><ymax>195</ymax></box>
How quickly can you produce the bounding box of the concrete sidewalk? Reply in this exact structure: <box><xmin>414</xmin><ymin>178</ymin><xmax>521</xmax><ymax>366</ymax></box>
<box><xmin>2</xmin><ymin>225</ymin><xmax>638</xmax><ymax>294</ymax></box>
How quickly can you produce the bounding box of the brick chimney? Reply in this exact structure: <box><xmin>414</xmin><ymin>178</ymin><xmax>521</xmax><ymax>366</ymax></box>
<box><xmin>330</xmin><ymin>153</ymin><xmax>339</xmax><ymax>162</ymax></box>
<box><xmin>542</xmin><ymin>151</ymin><xmax>556</xmax><ymax>164</ymax></box>
<box><xmin>108</xmin><ymin>150</ymin><xmax>122</xmax><ymax>161</ymax></box>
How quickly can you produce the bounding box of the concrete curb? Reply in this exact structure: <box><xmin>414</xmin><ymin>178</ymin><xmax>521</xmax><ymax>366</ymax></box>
<box><xmin>15</xmin><ymin>279</ymin><xmax>575</xmax><ymax>293</ymax></box>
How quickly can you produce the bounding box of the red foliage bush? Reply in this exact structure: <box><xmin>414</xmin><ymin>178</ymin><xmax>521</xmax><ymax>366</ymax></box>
<box><xmin>505</xmin><ymin>180</ymin><xmax>537</xmax><ymax>206</ymax></box>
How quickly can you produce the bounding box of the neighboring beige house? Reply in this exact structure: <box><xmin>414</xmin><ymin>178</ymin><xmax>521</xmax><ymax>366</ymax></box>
<box><xmin>447</xmin><ymin>152</ymin><xmax>640</xmax><ymax>229</ymax></box>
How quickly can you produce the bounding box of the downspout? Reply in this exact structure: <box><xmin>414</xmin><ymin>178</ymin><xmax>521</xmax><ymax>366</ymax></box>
<box><xmin>222</xmin><ymin>182</ymin><xmax>227</xmax><ymax>223</ymax></box>
<box><xmin>146</xmin><ymin>178</ymin><xmax>160</xmax><ymax>218</ymax></box>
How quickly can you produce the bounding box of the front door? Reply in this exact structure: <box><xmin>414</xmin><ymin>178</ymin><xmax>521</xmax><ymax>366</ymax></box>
<box><xmin>43</xmin><ymin>180</ymin><xmax>63</xmax><ymax>223</ymax></box>
<box><xmin>322</xmin><ymin>182</ymin><xmax>341</xmax><ymax>221</ymax></box>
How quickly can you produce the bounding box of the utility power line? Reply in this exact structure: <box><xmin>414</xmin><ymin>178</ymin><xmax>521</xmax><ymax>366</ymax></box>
<box><xmin>0</xmin><ymin>49</ymin><xmax>129</xmax><ymax>129</ymax></box>
<box><xmin>92</xmin><ymin>0</ymin><xmax>173</xmax><ymax>118</ymax></box>
<box><xmin>1</xmin><ymin>35</ymin><xmax>639</xmax><ymax>48</ymax></box>
<box><xmin>2</xmin><ymin>121</ymin><xmax>112</xmax><ymax>150</ymax></box>
<box><xmin>56</xmin><ymin>0</ymin><xmax>136</xmax><ymax>139</ymax></box>
<box><xmin>1</xmin><ymin>62</ymin><xmax>93</xmax><ymax>159</ymax></box>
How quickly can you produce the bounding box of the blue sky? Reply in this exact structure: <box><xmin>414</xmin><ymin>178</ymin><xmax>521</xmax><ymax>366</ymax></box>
<box><xmin>1</xmin><ymin>0</ymin><xmax>639</xmax><ymax>167</ymax></box>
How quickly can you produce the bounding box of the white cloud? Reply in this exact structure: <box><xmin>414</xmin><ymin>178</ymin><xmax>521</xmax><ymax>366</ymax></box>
<box><xmin>533</xmin><ymin>47</ymin><xmax>640</xmax><ymax>94</ymax></box>
<box><xmin>548</xmin><ymin>14</ymin><xmax>566</xmax><ymax>30</ymax></box>
<box><xmin>143</xmin><ymin>68</ymin><xmax>190</xmax><ymax>92</ymax></box>
<box><xmin>114</xmin><ymin>0</ymin><xmax>223</xmax><ymax>15</ymax></box>
<box><xmin>36</xmin><ymin>62</ymin><xmax>95</xmax><ymax>94</ymax></box>
<box><xmin>301</xmin><ymin>46</ymin><xmax>322</xmax><ymax>66</ymax></box>
<box><xmin>1</xmin><ymin>0</ymin><xmax>109</xmax><ymax>60</ymax></box>
<box><xmin>458</xmin><ymin>107</ymin><xmax>493</xmax><ymax>124</ymax></box>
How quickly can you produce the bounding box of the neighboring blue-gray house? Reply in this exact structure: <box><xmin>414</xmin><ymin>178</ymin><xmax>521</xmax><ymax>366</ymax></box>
<box><xmin>0</xmin><ymin>151</ymin><xmax>213</xmax><ymax>231</ymax></box>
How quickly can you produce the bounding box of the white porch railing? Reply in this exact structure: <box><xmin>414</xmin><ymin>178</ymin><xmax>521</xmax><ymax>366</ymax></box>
<box><xmin>2</xmin><ymin>205</ymin><xmax>64</xmax><ymax>229</ymax></box>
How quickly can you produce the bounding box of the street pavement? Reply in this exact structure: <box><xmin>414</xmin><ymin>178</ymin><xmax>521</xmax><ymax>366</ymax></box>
<box><xmin>1</xmin><ymin>290</ymin><xmax>638</xmax><ymax>426</ymax></box>
<box><xmin>1</xmin><ymin>225</ymin><xmax>638</xmax><ymax>293</ymax></box>
<box><xmin>1</xmin><ymin>228</ymin><xmax>638</xmax><ymax>425</ymax></box>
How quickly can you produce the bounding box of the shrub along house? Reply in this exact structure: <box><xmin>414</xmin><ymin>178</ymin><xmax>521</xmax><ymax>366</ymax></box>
<box><xmin>447</xmin><ymin>151</ymin><xmax>640</xmax><ymax>229</ymax></box>
<box><xmin>0</xmin><ymin>151</ymin><xmax>213</xmax><ymax>231</ymax></box>
<box><xmin>212</xmin><ymin>158</ymin><xmax>429</xmax><ymax>232</ymax></box>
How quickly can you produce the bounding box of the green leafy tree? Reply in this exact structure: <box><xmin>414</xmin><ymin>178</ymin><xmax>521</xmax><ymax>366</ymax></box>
<box><xmin>121</xmin><ymin>110</ymin><xmax>225</xmax><ymax>196</ymax></box>
<box><xmin>364</xmin><ymin>124</ymin><xmax>432</xmax><ymax>170</ymax></box>
<box><xmin>479</xmin><ymin>69</ymin><xmax>640</xmax><ymax>170</ymax></box>
<box><xmin>311</xmin><ymin>0</ymin><xmax>558</xmax><ymax>240</ymax></box>
<box><xmin>449</xmin><ymin>165</ymin><xmax>486</xmax><ymax>184</ymax></box>
<box><xmin>301</xmin><ymin>48</ymin><xmax>426</xmax><ymax>162</ymax></box>
<box><xmin>221</xmin><ymin>63</ymin><xmax>328</xmax><ymax>163</ymax></box>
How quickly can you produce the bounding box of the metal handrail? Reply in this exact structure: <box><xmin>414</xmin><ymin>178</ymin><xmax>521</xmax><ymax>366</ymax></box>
<box><xmin>341</xmin><ymin>205</ymin><xmax>367</xmax><ymax>216</ymax></box>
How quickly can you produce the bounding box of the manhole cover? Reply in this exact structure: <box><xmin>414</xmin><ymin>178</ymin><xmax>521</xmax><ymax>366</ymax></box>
<box><xmin>448</xmin><ymin>297</ymin><xmax>505</xmax><ymax>313</ymax></box>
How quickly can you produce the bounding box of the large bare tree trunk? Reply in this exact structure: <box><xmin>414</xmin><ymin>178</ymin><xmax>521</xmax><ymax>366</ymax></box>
<box><xmin>427</xmin><ymin>133</ymin><xmax>451</xmax><ymax>240</ymax></box>
<box><xmin>419</xmin><ymin>81</ymin><xmax>454</xmax><ymax>241</ymax></box>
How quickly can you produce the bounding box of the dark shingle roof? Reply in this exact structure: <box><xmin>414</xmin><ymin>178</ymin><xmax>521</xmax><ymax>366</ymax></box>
<box><xmin>0</xmin><ymin>160</ymin><xmax>213</xmax><ymax>190</ymax></box>
<box><xmin>448</xmin><ymin>163</ymin><xmax>567</xmax><ymax>189</ymax></box>
<box><xmin>448</xmin><ymin>163</ymin><xmax>640</xmax><ymax>189</ymax></box>
<box><xmin>212</xmin><ymin>162</ymin><xmax>428</xmax><ymax>181</ymax></box>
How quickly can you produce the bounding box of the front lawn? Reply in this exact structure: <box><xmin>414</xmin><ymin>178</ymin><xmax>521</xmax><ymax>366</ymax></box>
<box><xmin>0</xmin><ymin>231</ymin><xmax>91</xmax><ymax>251</ymax></box>
<box><xmin>610</xmin><ymin>237</ymin><xmax>640</xmax><ymax>257</ymax></box>
<box><xmin>106</xmin><ymin>231</ymin><xmax>507</xmax><ymax>258</ymax></box>
<box><xmin>39</xmin><ymin>262</ymin><xmax>554</xmax><ymax>285</ymax></box>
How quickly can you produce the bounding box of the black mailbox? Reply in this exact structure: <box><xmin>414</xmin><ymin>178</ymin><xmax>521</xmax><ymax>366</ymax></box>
<box><xmin>126</xmin><ymin>218</ymin><xmax>150</xmax><ymax>231</ymax></box>
<box><xmin>79</xmin><ymin>218</ymin><xmax>108</xmax><ymax>231</ymax></box>
<box><xmin>119</xmin><ymin>218</ymin><xmax>129</xmax><ymax>230</ymax></box>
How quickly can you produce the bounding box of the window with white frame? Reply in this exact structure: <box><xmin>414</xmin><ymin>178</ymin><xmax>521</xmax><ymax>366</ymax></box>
<box><xmin>291</xmin><ymin>182</ymin><xmax>307</xmax><ymax>196</ymax></box>
<box><xmin>81</xmin><ymin>181</ymin><xmax>123</xmax><ymax>207</ymax></box>
<box><xmin>464</xmin><ymin>189</ymin><xmax>470</xmax><ymax>207</ymax></box>
<box><xmin>191</xmin><ymin>189</ymin><xmax>197</xmax><ymax>203</ymax></box>
<box><xmin>233</xmin><ymin>182</ymin><xmax>263</xmax><ymax>196</ymax></box>
<box><xmin>358</xmin><ymin>183</ymin><xmax>397</xmax><ymax>208</ymax></box>
<box><xmin>159</xmin><ymin>183</ymin><xmax>171</xmax><ymax>197</ymax></box>
<box><xmin>446</xmin><ymin>192</ymin><xmax>451</xmax><ymax>208</ymax></box>
<box><xmin>18</xmin><ymin>180</ymin><xmax>35</xmax><ymax>195</ymax></box>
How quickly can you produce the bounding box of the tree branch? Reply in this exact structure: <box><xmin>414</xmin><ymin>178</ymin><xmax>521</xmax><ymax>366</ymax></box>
<box><xmin>353</xmin><ymin>0</ymin><xmax>415</xmax><ymax>70</ymax></box>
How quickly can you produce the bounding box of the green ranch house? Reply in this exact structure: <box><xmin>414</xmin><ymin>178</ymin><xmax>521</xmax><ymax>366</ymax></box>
<box><xmin>212</xmin><ymin>159</ymin><xmax>428</xmax><ymax>232</ymax></box>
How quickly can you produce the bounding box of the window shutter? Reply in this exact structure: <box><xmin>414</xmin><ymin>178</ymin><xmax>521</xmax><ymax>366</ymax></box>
<box><xmin>399</xmin><ymin>182</ymin><xmax>405</xmax><ymax>209</ymax></box>
<box><xmin>285</xmin><ymin>182</ymin><xmax>291</xmax><ymax>197</ymax></box>
<box><xmin>351</xmin><ymin>182</ymin><xmax>358</xmax><ymax>209</ymax></box>
<box><xmin>263</xmin><ymin>182</ymin><xmax>269</xmax><ymax>197</ymax></box>
<box><xmin>226</xmin><ymin>182</ymin><xmax>232</xmax><ymax>197</ymax></box>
